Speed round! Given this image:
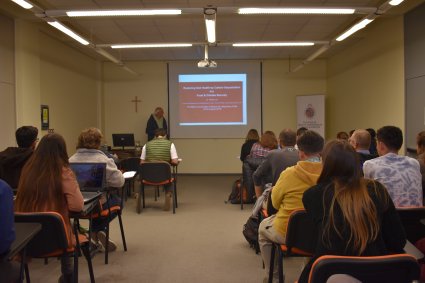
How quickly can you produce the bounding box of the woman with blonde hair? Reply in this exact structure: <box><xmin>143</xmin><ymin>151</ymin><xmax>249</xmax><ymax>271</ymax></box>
<box><xmin>298</xmin><ymin>140</ymin><xmax>406</xmax><ymax>283</ymax></box>
<box><xmin>69</xmin><ymin>127</ymin><xmax>124</xmax><ymax>251</ymax></box>
<box><xmin>15</xmin><ymin>133</ymin><xmax>84</xmax><ymax>283</ymax></box>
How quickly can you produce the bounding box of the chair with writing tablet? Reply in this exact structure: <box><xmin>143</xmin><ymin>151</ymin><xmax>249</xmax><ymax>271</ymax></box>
<box><xmin>70</xmin><ymin>162</ymin><xmax>128</xmax><ymax>265</ymax></box>
<box><xmin>15</xmin><ymin>212</ymin><xmax>95</xmax><ymax>283</ymax></box>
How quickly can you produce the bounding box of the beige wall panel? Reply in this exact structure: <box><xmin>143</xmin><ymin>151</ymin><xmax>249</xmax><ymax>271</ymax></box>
<box><xmin>262</xmin><ymin>60</ymin><xmax>327</xmax><ymax>137</ymax></box>
<box><xmin>38</xmin><ymin>32</ymin><xmax>99</xmax><ymax>154</ymax></box>
<box><xmin>327</xmin><ymin>17</ymin><xmax>405</xmax><ymax>138</ymax></box>
<box><xmin>0</xmin><ymin>84</ymin><xmax>16</xmax><ymax>148</ymax></box>
<box><xmin>15</xmin><ymin>20</ymin><xmax>41</xmax><ymax>128</ymax></box>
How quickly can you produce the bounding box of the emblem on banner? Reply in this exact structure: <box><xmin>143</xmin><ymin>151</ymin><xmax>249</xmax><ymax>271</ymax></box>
<box><xmin>304</xmin><ymin>104</ymin><xmax>315</xmax><ymax>119</ymax></box>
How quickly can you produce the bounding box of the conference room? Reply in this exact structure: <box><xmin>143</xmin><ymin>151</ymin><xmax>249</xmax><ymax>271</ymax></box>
<box><xmin>1</xmin><ymin>0</ymin><xmax>425</xmax><ymax>282</ymax></box>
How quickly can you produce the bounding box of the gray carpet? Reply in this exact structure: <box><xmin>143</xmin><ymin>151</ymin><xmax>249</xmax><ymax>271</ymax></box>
<box><xmin>27</xmin><ymin>175</ymin><xmax>305</xmax><ymax>282</ymax></box>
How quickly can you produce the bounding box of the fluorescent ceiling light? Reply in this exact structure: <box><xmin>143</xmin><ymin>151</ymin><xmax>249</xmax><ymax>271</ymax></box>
<box><xmin>47</xmin><ymin>21</ymin><xmax>90</xmax><ymax>45</ymax></box>
<box><xmin>389</xmin><ymin>0</ymin><xmax>404</xmax><ymax>6</ymax></box>
<box><xmin>238</xmin><ymin>8</ymin><xmax>355</xmax><ymax>15</ymax></box>
<box><xmin>336</xmin><ymin>18</ymin><xmax>374</xmax><ymax>41</ymax></box>
<box><xmin>111</xmin><ymin>43</ymin><xmax>193</xmax><ymax>49</ymax></box>
<box><xmin>205</xmin><ymin>19</ymin><xmax>216</xmax><ymax>43</ymax></box>
<box><xmin>66</xmin><ymin>9</ymin><xmax>181</xmax><ymax>17</ymax></box>
<box><xmin>11</xmin><ymin>0</ymin><xmax>33</xmax><ymax>9</ymax></box>
<box><xmin>233</xmin><ymin>42</ymin><xmax>314</xmax><ymax>47</ymax></box>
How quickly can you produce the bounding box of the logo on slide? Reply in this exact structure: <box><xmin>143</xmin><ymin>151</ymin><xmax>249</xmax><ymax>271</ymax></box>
<box><xmin>304</xmin><ymin>104</ymin><xmax>315</xmax><ymax>119</ymax></box>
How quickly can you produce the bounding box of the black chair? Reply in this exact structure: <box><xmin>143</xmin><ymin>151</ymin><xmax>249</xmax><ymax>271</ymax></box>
<box><xmin>397</xmin><ymin>206</ymin><xmax>425</xmax><ymax>244</ymax></box>
<box><xmin>139</xmin><ymin>162</ymin><xmax>176</xmax><ymax>214</ymax></box>
<box><xmin>14</xmin><ymin>212</ymin><xmax>94</xmax><ymax>283</ymax></box>
<box><xmin>307</xmin><ymin>254</ymin><xmax>420</xmax><ymax>283</ymax></box>
<box><xmin>269</xmin><ymin>209</ymin><xmax>317</xmax><ymax>283</ymax></box>
<box><xmin>119</xmin><ymin>157</ymin><xmax>140</xmax><ymax>200</ymax></box>
<box><xmin>85</xmin><ymin>190</ymin><xmax>128</xmax><ymax>264</ymax></box>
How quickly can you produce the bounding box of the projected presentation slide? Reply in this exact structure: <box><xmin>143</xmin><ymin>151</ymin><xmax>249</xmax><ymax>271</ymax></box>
<box><xmin>178</xmin><ymin>74</ymin><xmax>247</xmax><ymax>125</ymax></box>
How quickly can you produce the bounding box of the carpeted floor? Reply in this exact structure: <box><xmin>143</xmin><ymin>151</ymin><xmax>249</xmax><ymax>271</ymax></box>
<box><xmin>26</xmin><ymin>175</ymin><xmax>305</xmax><ymax>283</ymax></box>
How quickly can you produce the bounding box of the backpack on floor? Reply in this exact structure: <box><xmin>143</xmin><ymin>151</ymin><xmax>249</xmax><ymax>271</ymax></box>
<box><xmin>227</xmin><ymin>178</ymin><xmax>248</xmax><ymax>204</ymax></box>
<box><xmin>242</xmin><ymin>216</ymin><xmax>260</xmax><ymax>253</ymax></box>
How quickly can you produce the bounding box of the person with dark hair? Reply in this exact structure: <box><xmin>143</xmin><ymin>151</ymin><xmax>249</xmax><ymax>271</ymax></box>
<box><xmin>366</xmin><ymin>128</ymin><xmax>378</xmax><ymax>156</ymax></box>
<box><xmin>140</xmin><ymin>128</ymin><xmax>179</xmax><ymax>210</ymax></box>
<box><xmin>252</xmin><ymin>129</ymin><xmax>299</xmax><ymax>197</ymax></box>
<box><xmin>0</xmin><ymin>126</ymin><xmax>38</xmax><ymax>189</ymax></box>
<box><xmin>15</xmin><ymin>133</ymin><xmax>84</xmax><ymax>283</ymax></box>
<box><xmin>258</xmin><ymin>130</ymin><xmax>324</xmax><ymax>283</ymax></box>
<box><xmin>69</xmin><ymin>127</ymin><xmax>124</xmax><ymax>251</ymax></box>
<box><xmin>240</xmin><ymin>129</ymin><xmax>259</xmax><ymax>162</ymax></box>
<box><xmin>363</xmin><ymin>126</ymin><xmax>422</xmax><ymax>207</ymax></box>
<box><xmin>349</xmin><ymin>129</ymin><xmax>375</xmax><ymax>169</ymax></box>
<box><xmin>146</xmin><ymin>107</ymin><xmax>168</xmax><ymax>141</ymax></box>
<box><xmin>298</xmin><ymin>140</ymin><xmax>406</xmax><ymax>283</ymax></box>
<box><xmin>336</xmin><ymin>131</ymin><xmax>349</xmax><ymax>140</ymax></box>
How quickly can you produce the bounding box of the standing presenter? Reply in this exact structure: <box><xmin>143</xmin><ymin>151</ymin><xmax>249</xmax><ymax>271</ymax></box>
<box><xmin>146</xmin><ymin>107</ymin><xmax>168</xmax><ymax>141</ymax></box>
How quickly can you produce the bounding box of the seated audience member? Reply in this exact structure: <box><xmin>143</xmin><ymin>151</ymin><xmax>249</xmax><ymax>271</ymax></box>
<box><xmin>336</xmin><ymin>131</ymin><xmax>349</xmax><ymax>140</ymax></box>
<box><xmin>258</xmin><ymin>130</ymin><xmax>324</xmax><ymax>282</ymax></box>
<box><xmin>366</xmin><ymin>128</ymin><xmax>378</xmax><ymax>156</ymax></box>
<box><xmin>243</xmin><ymin>131</ymin><xmax>278</xmax><ymax>201</ymax></box>
<box><xmin>416</xmin><ymin>131</ymin><xmax>425</xmax><ymax>191</ymax></box>
<box><xmin>15</xmin><ymin>133</ymin><xmax>84</xmax><ymax>283</ymax></box>
<box><xmin>240</xmin><ymin>129</ymin><xmax>259</xmax><ymax>162</ymax></box>
<box><xmin>0</xmin><ymin>126</ymin><xmax>38</xmax><ymax>189</ymax></box>
<box><xmin>295</xmin><ymin>127</ymin><xmax>308</xmax><ymax>150</ymax></box>
<box><xmin>349</xmin><ymin>129</ymin><xmax>375</xmax><ymax>169</ymax></box>
<box><xmin>69</xmin><ymin>128</ymin><xmax>124</xmax><ymax>250</ymax></box>
<box><xmin>0</xmin><ymin>179</ymin><xmax>15</xmax><ymax>255</ymax></box>
<box><xmin>363</xmin><ymin>126</ymin><xmax>422</xmax><ymax>207</ymax></box>
<box><xmin>252</xmin><ymin>129</ymin><xmax>299</xmax><ymax>198</ymax></box>
<box><xmin>140</xmin><ymin>128</ymin><xmax>179</xmax><ymax>210</ymax></box>
<box><xmin>298</xmin><ymin>140</ymin><xmax>406</xmax><ymax>283</ymax></box>
<box><xmin>0</xmin><ymin>179</ymin><xmax>19</xmax><ymax>282</ymax></box>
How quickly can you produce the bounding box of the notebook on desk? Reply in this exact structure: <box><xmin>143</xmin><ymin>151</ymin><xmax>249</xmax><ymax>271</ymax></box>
<box><xmin>69</xmin><ymin>162</ymin><xmax>106</xmax><ymax>192</ymax></box>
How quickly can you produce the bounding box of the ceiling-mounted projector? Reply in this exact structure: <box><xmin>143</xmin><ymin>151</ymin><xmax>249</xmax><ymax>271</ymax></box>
<box><xmin>197</xmin><ymin>59</ymin><xmax>217</xmax><ymax>68</ymax></box>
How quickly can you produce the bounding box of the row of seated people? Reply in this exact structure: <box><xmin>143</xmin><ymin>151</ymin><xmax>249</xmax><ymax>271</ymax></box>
<box><xmin>0</xmin><ymin>126</ymin><xmax>178</xmax><ymax>282</ymax></box>
<box><xmin>254</xmin><ymin>126</ymin><xmax>425</xmax><ymax>282</ymax></box>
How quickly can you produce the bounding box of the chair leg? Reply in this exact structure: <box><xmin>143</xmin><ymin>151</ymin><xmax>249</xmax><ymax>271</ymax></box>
<box><xmin>118</xmin><ymin>211</ymin><xmax>127</xmax><ymax>251</ymax></box>
<box><xmin>24</xmin><ymin>263</ymin><xmax>30</xmax><ymax>283</ymax></box>
<box><xmin>73</xmin><ymin>252</ymin><xmax>79</xmax><ymax>283</ymax></box>
<box><xmin>172</xmin><ymin>183</ymin><xmax>176</xmax><ymax>214</ymax></box>
<box><xmin>81</xmin><ymin>243</ymin><xmax>95</xmax><ymax>283</ymax></box>
<box><xmin>268</xmin><ymin>244</ymin><xmax>276</xmax><ymax>283</ymax></box>
<box><xmin>137</xmin><ymin>186</ymin><xmax>142</xmax><ymax>213</ymax></box>
<box><xmin>278</xmin><ymin>248</ymin><xmax>284</xmax><ymax>283</ymax></box>
<box><xmin>142</xmin><ymin>184</ymin><xmax>146</xmax><ymax>208</ymax></box>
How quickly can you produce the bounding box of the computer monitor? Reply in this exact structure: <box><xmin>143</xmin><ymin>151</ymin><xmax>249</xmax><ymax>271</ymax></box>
<box><xmin>112</xmin><ymin>133</ymin><xmax>135</xmax><ymax>150</ymax></box>
<box><xmin>69</xmin><ymin>163</ymin><xmax>106</xmax><ymax>192</ymax></box>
